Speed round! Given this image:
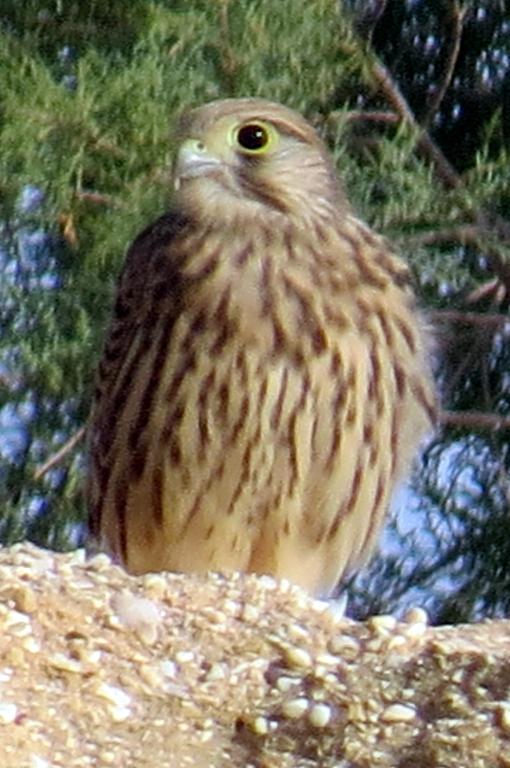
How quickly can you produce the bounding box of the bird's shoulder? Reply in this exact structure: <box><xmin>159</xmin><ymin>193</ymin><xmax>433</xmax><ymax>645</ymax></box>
<box><xmin>92</xmin><ymin>209</ymin><xmax>192</xmax><ymax>401</ymax></box>
<box><xmin>121</xmin><ymin>208</ymin><xmax>191</xmax><ymax>283</ymax></box>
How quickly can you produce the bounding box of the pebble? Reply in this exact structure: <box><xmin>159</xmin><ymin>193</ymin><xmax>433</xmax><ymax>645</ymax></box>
<box><xmin>276</xmin><ymin>675</ymin><xmax>300</xmax><ymax>693</ymax></box>
<box><xmin>284</xmin><ymin>646</ymin><xmax>313</xmax><ymax>669</ymax></box>
<box><xmin>175</xmin><ymin>650</ymin><xmax>195</xmax><ymax>664</ymax></box>
<box><xmin>496</xmin><ymin>703</ymin><xmax>510</xmax><ymax>732</ymax></box>
<box><xmin>402</xmin><ymin>621</ymin><xmax>428</xmax><ymax>641</ymax></box>
<box><xmin>370</xmin><ymin>614</ymin><xmax>398</xmax><ymax>634</ymax></box>
<box><xmin>403</xmin><ymin>607</ymin><xmax>429</xmax><ymax>625</ymax></box>
<box><xmin>328</xmin><ymin>634</ymin><xmax>360</xmax><ymax>659</ymax></box>
<box><xmin>381</xmin><ymin>703</ymin><xmax>417</xmax><ymax>723</ymax></box>
<box><xmin>252</xmin><ymin>716</ymin><xmax>269</xmax><ymax>735</ymax></box>
<box><xmin>308</xmin><ymin>703</ymin><xmax>332</xmax><ymax>728</ymax></box>
<box><xmin>48</xmin><ymin>653</ymin><xmax>83</xmax><ymax>674</ymax></box>
<box><xmin>282</xmin><ymin>697</ymin><xmax>309</xmax><ymax>719</ymax></box>
<box><xmin>29</xmin><ymin>756</ymin><xmax>51</xmax><ymax>768</ymax></box>
<box><xmin>0</xmin><ymin>702</ymin><xmax>17</xmax><ymax>724</ymax></box>
<box><xmin>95</xmin><ymin>682</ymin><xmax>132</xmax><ymax>709</ymax></box>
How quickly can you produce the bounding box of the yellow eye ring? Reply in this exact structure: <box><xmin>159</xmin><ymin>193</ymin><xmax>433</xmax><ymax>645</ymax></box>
<box><xmin>233</xmin><ymin>121</ymin><xmax>276</xmax><ymax>154</ymax></box>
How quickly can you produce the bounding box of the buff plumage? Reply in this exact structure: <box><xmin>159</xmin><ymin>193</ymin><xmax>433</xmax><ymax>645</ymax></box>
<box><xmin>87</xmin><ymin>97</ymin><xmax>435</xmax><ymax>596</ymax></box>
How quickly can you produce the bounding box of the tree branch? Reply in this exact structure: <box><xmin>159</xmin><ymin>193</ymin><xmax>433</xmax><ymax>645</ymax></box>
<box><xmin>402</xmin><ymin>224</ymin><xmax>480</xmax><ymax>247</ymax></box>
<box><xmin>75</xmin><ymin>190</ymin><xmax>119</xmax><ymax>207</ymax></box>
<box><xmin>344</xmin><ymin>109</ymin><xmax>400</xmax><ymax>125</ymax></box>
<box><xmin>369</xmin><ymin>59</ymin><xmax>461</xmax><ymax>189</ymax></box>
<box><xmin>440</xmin><ymin>411</ymin><xmax>510</xmax><ymax>431</ymax></box>
<box><xmin>422</xmin><ymin>1</ymin><xmax>466</xmax><ymax>128</ymax></box>
<box><xmin>34</xmin><ymin>426</ymin><xmax>86</xmax><ymax>481</ymax></box>
<box><xmin>429</xmin><ymin>310</ymin><xmax>509</xmax><ymax>328</ymax></box>
<box><xmin>368</xmin><ymin>52</ymin><xmax>510</xmax><ymax>298</ymax></box>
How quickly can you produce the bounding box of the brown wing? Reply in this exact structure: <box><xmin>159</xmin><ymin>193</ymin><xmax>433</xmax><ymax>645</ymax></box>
<box><xmin>87</xmin><ymin>210</ymin><xmax>190</xmax><ymax>539</ymax></box>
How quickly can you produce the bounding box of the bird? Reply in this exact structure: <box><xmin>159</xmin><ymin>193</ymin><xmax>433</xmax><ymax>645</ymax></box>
<box><xmin>87</xmin><ymin>97</ymin><xmax>436</xmax><ymax>596</ymax></box>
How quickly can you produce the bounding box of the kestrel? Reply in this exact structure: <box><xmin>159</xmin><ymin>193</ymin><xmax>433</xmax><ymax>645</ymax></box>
<box><xmin>87</xmin><ymin>97</ymin><xmax>435</xmax><ymax>596</ymax></box>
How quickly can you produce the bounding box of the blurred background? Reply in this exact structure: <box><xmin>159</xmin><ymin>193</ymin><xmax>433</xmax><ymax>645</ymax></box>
<box><xmin>1</xmin><ymin>0</ymin><xmax>509</xmax><ymax>624</ymax></box>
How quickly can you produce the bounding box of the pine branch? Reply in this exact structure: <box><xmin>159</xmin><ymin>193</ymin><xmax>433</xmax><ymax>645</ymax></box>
<box><xmin>368</xmin><ymin>57</ymin><xmax>510</xmax><ymax>296</ymax></box>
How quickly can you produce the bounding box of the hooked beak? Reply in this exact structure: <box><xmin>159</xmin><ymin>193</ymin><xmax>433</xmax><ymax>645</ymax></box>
<box><xmin>174</xmin><ymin>139</ymin><xmax>222</xmax><ymax>190</ymax></box>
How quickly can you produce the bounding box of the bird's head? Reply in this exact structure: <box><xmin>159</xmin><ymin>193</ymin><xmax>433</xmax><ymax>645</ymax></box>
<box><xmin>172</xmin><ymin>98</ymin><xmax>347</xmax><ymax>229</ymax></box>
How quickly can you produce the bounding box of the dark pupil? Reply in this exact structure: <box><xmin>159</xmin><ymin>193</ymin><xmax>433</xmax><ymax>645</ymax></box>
<box><xmin>237</xmin><ymin>124</ymin><xmax>268</xmax><ymax>150</ymax></box>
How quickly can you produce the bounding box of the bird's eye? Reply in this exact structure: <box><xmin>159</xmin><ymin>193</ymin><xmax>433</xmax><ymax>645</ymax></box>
<box><xmin>235</xmin><ymin>122</ymin><xmax>273</xmax><ymax>153</ymax></box>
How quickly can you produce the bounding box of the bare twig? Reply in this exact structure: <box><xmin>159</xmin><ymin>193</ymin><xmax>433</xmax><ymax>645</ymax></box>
<box><xmin>369</xmin><ymin>53</ymin><xmax>510</xmax><ymax>297</ymax></box>
<box><xmin>34</xmin><ymin>426</ymin><xmax>86</xmax><ymax>481</ymax></box>
<box><xmin>429</xmin><ymin>310</ymin><xmax>510</xmax><ymax>328</ymax></box>
<box><xmin>75</xmin><ymin>190</ymin><xmax>119</xmax><ymax>207</ymax></box>
<box><xmin>216</xmin><ymin>0</ymin><xmax>239</xmax><ymax>89</ymax></box>
<box><xmin>423</xmin><ymin>1</ymin><xmax>466</xmax><ymax>128</ymax></box>
<box><xmin>344</xmin><ymin>109</ymin><xmax>400</xmax><ymax>125</ymax></box>
<box><xmin>440</xmin><ymin>410</ymin><xmax>510</xmax><ymax>432</ymax></box>
<box><xmin>442</xmin><ymin>334</ymin><xmax>491</xmax><ymax>403</ymax></box>
<box><xmin>473</xmin><ymin>215</ymin><xmax>510</xmax><ymax>297</ymax></box>
<box><xmin>404</xmin><ymin>224</ymin><xmax>510</xmax><ymax>301</ymax></box>
<box><xmin>370</xmin><ymin>59</ymin><xmax>461</xmax><ymax>189</ymax></box>
<box><xmin>402</xmin><ymin>225</ymin><xmax>480</xmax><ymax>247</ymax></box>
<box><xmin>465</xmin><ymin>279</ymin><xmax>507</xmax><ymax>306</ymax></box>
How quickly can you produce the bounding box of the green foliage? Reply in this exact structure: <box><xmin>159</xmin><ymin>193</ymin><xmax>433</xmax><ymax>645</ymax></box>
<box><xmin>0</xmin><ymin>0</ymin><xmax>364</xmax><ymax>551</ymax></box>
<box><xmin>0</xmin><ymin>0</ymin><xmax>151</xmax><ymax>55</ymax></box>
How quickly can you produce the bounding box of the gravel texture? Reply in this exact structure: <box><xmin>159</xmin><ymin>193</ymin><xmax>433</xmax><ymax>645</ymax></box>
<box><xmin>0</xmin><ymin>543</ymin><xmax>509</xmax><ymax>767</ymax></box>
